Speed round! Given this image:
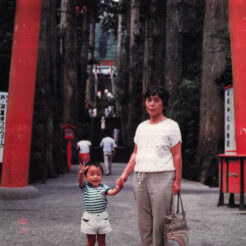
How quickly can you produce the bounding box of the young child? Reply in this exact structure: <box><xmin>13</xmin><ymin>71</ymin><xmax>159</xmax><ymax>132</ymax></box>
<box><xmin>78</xmin><ymin>161</ymin><xmax>122</xmax><ymax>246</ymax></box>
<box><xmin>77</xmin><ymin>134</ymin><xmax>92</xmax><ymax>165</ymax></box>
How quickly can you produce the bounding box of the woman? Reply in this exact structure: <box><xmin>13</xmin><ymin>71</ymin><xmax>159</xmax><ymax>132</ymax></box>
<box><xmin>118</xmin><ymin>85</ymin><xmax>182</xmax><ymax>246</ymax></box>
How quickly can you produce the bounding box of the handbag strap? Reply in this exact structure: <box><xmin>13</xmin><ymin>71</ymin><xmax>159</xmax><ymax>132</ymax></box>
<box><xmin>178</xmin><ymin>193</ymin><xmax>185</xmax><ymax>214</ymax></box>
<box><xmin>171</xmin><ymin>193</ymin><xmax>185</xmax><ymax>216</ymax></box>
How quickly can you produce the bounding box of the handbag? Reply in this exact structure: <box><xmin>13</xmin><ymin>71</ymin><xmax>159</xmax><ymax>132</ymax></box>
<box><xmin>164</xmin><ymin>194</ymin><xmax>189</xmax><ymax>246</ymax></box>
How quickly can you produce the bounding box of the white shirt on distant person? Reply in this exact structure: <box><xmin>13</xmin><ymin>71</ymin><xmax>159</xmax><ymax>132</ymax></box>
<box><xmin>100</xmin><ymin>137</ymin><xmax>117</xmax><ymax>153</ymax></box>
<box><xmin>77</xmin><ymin>140</ymin><xmax>92</xmax><ymax>153</ymax></box>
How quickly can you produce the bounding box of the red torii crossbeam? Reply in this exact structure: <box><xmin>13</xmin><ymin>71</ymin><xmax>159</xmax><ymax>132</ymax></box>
<box><xmin>1</xmin><ymin>0</ymin><xmax>42</xmax><ymax>187</ymax></box>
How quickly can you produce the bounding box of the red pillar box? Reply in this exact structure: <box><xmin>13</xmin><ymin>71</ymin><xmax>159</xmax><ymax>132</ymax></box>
<box><xmin>218</xmin><ymin>155</ymin><xmax>246</xmax><ymax>210</ymax></box>
<box><xmin>219</xmin><ymin>155</ymin><xmax>246</xmax><ymax>194</ymax></box>
<box><xmin>61</xmin><ymin>124</ymin><xmax>76</xmax><ymax>170</ymax></box>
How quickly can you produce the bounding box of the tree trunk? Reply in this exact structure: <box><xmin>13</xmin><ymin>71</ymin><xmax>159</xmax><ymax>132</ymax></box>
<box><xmin>0</xmin><ymin>0</ymin><xmax>15</xmax><ymax>92</ymax></box>
<box><xmin>115</xmin><ymin>0</ymin><xmax>131</xmax><ymax>146</ymax></box>
<box><xmin>85</xmin><ymin>12</ymin><xmax>95</xmax><ymax>108</ymax></box>
<box><xmin>142</xmin><ymin>16</ymin><xmax>149</xmax><ymax>120</ymax></box>
<box><xmin>127</xmin><ymin>0</ymin><xmax>142</xmax><ymax>145</ymax></box>
<box><xmin>144</xmin><ymin>0</ymin><xmax>166</xmax><ymax>87</ymax></box>
<box><xmin>60</xmin><ymin>0</ymin><xmax>79</xmax><ymax>123</ymax></box>
<box><xmin>196</xmin><ymin>0</ymin><xmax>229</xmax><ymax>185</ymax></box>
<box><xmin>115</xmin><ymin>0</ymin><xmax>124</xmax><ymax>115</ymax></box>
<box><xmin>142</xmin><ymin>0</ymin><xmax>166</xmax><ymax>118</ymax></box>
<box><xmin>116</xmin><ymin>0</ymin><xmax>124</xmax><ymax>63</ymax></box>
<box><xmin>78</xmin><ymin>13</ymin><xmax>90</xmax><ymax>122</ymax></box>
<box><xmin>165</xmin><ymin>0</ymin><xmax>183</xmax><ymax>109</ymax></box>
<box><xmin>30</xmin><ymin>0</ymin><xmax>65</xmax><ymax>183</ymax></box>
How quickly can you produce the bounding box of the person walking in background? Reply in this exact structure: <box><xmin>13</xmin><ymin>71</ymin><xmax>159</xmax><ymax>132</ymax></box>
<box><xmin>77</xmin><ymin>134</ymin><xmax>92</xmax><ymax>165</ymax></box>
<box><xmin>100</xmin><ymin>129</ymin><xmax>117</xmax><ymax>176</ymax></box>
<box><xmin>117</xmin><ymin>85</ymin><xmax>182</xmax><ymax>246</ymax></box>
<box><xmin>113</xmin><ymin>128</ymin><xmax>119</xmax><ymax>145</ymax></box>
<box><xmin>78</xmin><ymin>161</ymin><xmax>122</xmax><ymax>246</ymax></box>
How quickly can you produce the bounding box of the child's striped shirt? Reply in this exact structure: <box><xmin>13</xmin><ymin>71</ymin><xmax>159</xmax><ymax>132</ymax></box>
<box><xmin>80</xmin><ymin>181</ymin><xmax>112</xmax><ymax>214</ymax></box>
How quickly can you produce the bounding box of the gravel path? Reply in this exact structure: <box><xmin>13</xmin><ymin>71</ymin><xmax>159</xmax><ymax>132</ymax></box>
<box><xmin>0</xmin><ymin>163</ymin><xmax>245</xmax><ymax>246</ymax></box>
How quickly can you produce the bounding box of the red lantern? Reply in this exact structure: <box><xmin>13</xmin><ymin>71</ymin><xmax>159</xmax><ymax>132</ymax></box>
<box><xmin>75</xmin><ymin>6</ymin><xmax>79</xmax><ymax>13</ymax></box>
<box><xmin>81</xmin><ymin>5</ymin><xmax>87</xmax><ymax>14</ymax></box>
<box><xmin>61</xmin><ymin>123</ymin><xmax>76</xmax><ymax>139</ymax></box>
<box><xmin>61</xmin><ymin>123</ymin><xmax>77</xmax><ymax>170</ymax></box>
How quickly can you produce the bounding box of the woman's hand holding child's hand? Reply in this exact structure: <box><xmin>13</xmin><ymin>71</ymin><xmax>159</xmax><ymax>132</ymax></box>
<box><xmin>116</xmin><ymin>177</ymin><xmax>125</xmax><ymax>188</ymax></box>
<box><xmin>115</xmin><ymin>178</ymin><xmax>124</xmax><ymax>190</ymax></box>
<box><xmin>108</xmin><ymin>178</ymin><xmax>123</xmax><ymax>196</ymax></box>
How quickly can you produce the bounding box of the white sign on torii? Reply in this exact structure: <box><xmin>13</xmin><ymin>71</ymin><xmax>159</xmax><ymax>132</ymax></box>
<box><xmin>224</xmin><ymin>86</ymin><xmax>236</xmax><ymax>154</ymax></box>
<box><xmin>0</xmin><ymin>92</ymin><xmax>8</xmax><ymax>163</ymax></box>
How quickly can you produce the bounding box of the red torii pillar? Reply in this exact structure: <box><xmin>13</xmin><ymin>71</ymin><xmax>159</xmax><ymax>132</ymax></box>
<box><xmin>218</xmin><ymin>0</ymin><xmax>246</xmax><ymax>210</ymax></box>
<box><xmin>0</xmin><ymin>0</ymin><xmax>42</xmax><ymax>189</ymax></box>
<box><xmin>229</xmin><ymin>0</ymin><xmax>246</xmax><ymax>152</ymax></box>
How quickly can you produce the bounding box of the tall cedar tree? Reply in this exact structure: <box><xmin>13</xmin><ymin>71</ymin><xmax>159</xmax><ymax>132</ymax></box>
<box><xmin>30</xmin><ymin>0</ymin><xmax>64</xmax><ymax>182</ymax></box>
<box><xmin>196</xmin><ymin>0</ymin><xmax>229</xmax><ymax>186</ymax></box>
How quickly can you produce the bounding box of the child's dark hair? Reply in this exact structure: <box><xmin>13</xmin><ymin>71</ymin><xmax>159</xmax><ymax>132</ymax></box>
<box><xmin>145</xmin><ymin>85</ymin><xmax>169</xmax><ymax>108</ymax></box>
<box><xmin>84</xmin><ymin>161</ymin><xmax>104</xmax><ymax>176</ymax></box>
<box><xmin>81</xmin><ymin>133</ymin><xmax>89</xmax><ymax>140</ymax></box>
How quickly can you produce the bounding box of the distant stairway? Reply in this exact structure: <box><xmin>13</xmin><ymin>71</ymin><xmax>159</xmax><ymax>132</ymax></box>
<box><xmin>90</xmin><ymin>72</ymin><xmax>130</xmax><ymax>162</ymax></box>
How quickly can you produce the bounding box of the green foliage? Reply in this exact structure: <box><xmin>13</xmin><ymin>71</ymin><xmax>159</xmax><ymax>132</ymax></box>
<box><xmin>93</xmin><ymin>1</ymin><xmax>119</xmax><ymax>60</ymax></box>
<box><xmin>98</xmin><ymin>1</ymin><xmax>119</xmax><ymax>38</ymax></box>
<box><xmin>169</xmin><ymin>79</ymin><xmax>200</xmax><ymax>180</ymax></box>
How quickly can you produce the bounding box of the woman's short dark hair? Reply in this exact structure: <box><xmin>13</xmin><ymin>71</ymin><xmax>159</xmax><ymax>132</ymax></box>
<box><xmin>145</xmin><ymin>85</ymin><xmax>169</xmax><ymax>108</ymax></box>
<box><xmin>84</xmin><ymin>161</ymin><xmax>104</xmax><ymax>176</ymax></box>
